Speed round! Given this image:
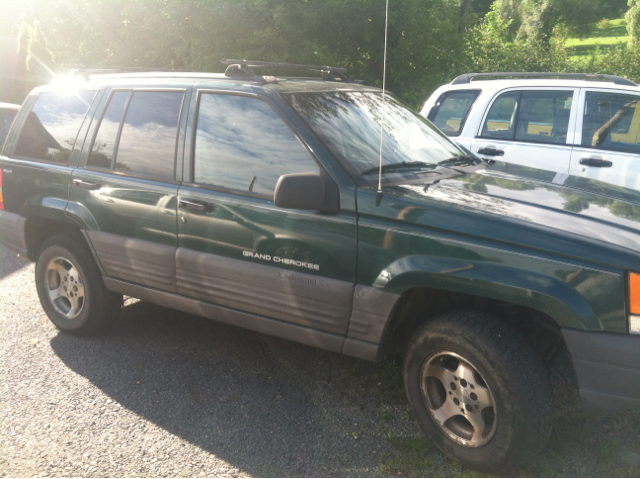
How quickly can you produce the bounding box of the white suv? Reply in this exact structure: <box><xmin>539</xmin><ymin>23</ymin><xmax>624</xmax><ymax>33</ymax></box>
<box><xmin>421</xmin><ymin>73</ymin><xmax>640</xmax><ymax>190</ymax></box>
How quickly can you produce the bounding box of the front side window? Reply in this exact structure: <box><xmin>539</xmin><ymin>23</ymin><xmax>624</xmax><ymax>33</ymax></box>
<box><xmin>193</xmin><ymin>93</ymin><xmax>319</xmax><ymax>197</ymax></box>
<box><xmin>428</xmin><ymin>90</ymin><xmax>480</xmax><ymax>136</ymax></box>
<box><xmin>582</xmin><ymin>91</ymin><xmax>640</xmax><ymax>154</ymax></box>
<box><xmin>284</xmin><ymin>91</ymin><xmax>463</xmax><ymax>185</ymax></box>
<box><xmin>14</xmin><ymin>90</ymin><xmax>96</xmax><ymax>163</ymax></box>
<box><xmin>481</xmin><ymin>90</ymin><xmax>573</xmax><ymax>145</ymax></box>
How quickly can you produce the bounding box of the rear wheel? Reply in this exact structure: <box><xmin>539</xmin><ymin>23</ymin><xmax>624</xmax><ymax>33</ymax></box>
<box><xmin>35</xmin><ymin>233</ymin><xmax>122</xmax><ymax>336</ymax></box>
<box><xmin>404</xmin><ymin>310</ymin><xmax>553</xmax><ymax>470</ymax></box>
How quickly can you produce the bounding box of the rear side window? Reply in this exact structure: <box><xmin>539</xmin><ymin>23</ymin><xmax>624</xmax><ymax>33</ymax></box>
<box><xmin>481</xmin><ymin>90</ymin><xmax>573</xmax><ymax>145</ymax></box>
<box><xmin>115</xmin><ymin>92</ymin><xmax>184</xmax><ymax>179</ymax></box>
<box><xmin>193</xmin><ymin>93</ymin><xmax>319</xmax><ymax>198</ymax></box>
<box><xmin>582</xmin><ymin>91</ymin><xmax>640</xmax><ymax>154</ymax></box>
<box><xmin>428</xmin><ymin>90</ymin><xmax>480</xmax><ymax>136</ymax></box>
<box><xmin>14</xmin><ymin>91</ymin><xmax>96</xmax><ymax>163</ymax></box>
<box><xmin>87</xmin><ymin>90</ymin><xmax>185</xmax><ymax>180</ymax></box>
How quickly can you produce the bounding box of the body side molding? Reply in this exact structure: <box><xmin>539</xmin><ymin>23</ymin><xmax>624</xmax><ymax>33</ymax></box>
<box><xmin>103</xmin><ymin>277</ymin><xmax>349</xmax><ymax>354</ymax></box>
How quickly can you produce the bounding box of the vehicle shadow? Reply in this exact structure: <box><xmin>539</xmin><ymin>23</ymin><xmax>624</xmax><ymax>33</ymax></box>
<box><xmin>48</xmin><ymin>300</ymin><xmax>391</xmax><ymax>477</ymax></box>
<box><xmin>0</xmin><ymin>246</ymin><xmax>30</xmax><ymax>279</ymax></box>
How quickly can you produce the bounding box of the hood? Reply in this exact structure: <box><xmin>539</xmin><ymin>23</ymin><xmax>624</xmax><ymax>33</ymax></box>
<box><xmin>358</xmin><ymin>162</ymin><xmax>640</xmax><ymax>259</ymax></box>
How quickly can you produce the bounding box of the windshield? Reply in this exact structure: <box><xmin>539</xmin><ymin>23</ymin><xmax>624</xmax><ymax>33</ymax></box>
<box><xmin>283</xmin><ymin>91</ymin><xmax>464</xmax><ymax>185</ymax></box>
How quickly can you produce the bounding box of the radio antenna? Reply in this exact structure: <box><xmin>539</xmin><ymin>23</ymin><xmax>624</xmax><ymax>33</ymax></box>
<box><xmin>376</xmin><ymin>0</ymin><xmax>390</xmax><ymax>207</ymax></box>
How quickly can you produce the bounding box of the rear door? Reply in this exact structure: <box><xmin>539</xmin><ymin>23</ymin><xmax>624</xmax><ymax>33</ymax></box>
<box><xmin>569</xmin><ymin>88</ymin><xmax>640</xmax><ymax>190</ymax></box>
<box><xmin>176</xmin><ymin>89</ymin><xmax>357</xmax><ymax>335</ymax></box>
<box><xmin>70</xmin><ymin>87</ymin><xmax>189</xmax><ymax>292</ymax></box>
<box><xmin>471</xmin><ymin>88</ymin><xmax>577</xmax><ymax>175</ymax></box>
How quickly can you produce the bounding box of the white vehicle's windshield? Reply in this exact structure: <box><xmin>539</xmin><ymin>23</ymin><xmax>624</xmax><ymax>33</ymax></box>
<box><xmin>284</xmin><ymin>91</ymin><xmax>467</xmax><ymax>185</ymax></box>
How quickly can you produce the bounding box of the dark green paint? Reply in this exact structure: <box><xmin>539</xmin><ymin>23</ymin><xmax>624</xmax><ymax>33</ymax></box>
<box><xmin>1</xmin><ymin>75</ymin><xmax>639</xmax><ymax>336</ymax></box>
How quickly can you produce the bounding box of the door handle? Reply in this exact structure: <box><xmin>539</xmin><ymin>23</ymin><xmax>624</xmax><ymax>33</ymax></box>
<box><xmin>579</xmin><ymin>158</ymin><xmax>612</xmax><ymax>168</ymax></box>
<box><xmin>477</xmin><ymin>147</ymin><xmax>504</xmax><ymax>157</ymax></box>
<box><xmin>178</xmin><ymin>199</ymin><xmax>214</xmax><ymax>213</ymax></box>
<box><xmin>72</xmin><ymin>179</ymin><xmax>101</xmax><ymax>190</ymax></box>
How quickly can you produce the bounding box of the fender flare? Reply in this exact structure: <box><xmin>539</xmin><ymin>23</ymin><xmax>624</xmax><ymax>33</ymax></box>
<box><xmin>373</xmin><ymin>255</ymin><xmax>600</xmax><ymax>331</ymax></box>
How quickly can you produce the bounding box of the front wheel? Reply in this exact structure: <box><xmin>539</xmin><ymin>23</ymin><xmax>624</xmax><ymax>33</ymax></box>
<box><xmin>35</xmin><ymin>233</ymin><xmax>122</xmax><ymax>336</ymax></box>
<box><xmin>404</xmin><ymin>310</ymin><xmax>553</xmax><ymax>470</ymax></box>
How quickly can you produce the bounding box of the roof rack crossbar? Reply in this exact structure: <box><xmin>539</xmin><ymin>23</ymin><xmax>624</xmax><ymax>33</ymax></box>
<box><xmin>223</xmin><ymin>59</ymin><xmax>350</xmax><ymax>81</ymax></box>
<box><xmin>451</xmin><ymin>72</ymin><xmax>638</xmax><ymax>87</ymax></box>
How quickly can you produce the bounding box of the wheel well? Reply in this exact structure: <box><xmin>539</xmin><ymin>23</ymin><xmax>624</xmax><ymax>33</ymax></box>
<box><xmin>382</xmin><ymin>287</ymin><xmax>567</xmax><ymax>369</ymax></box>
<box><xmin>24</xmin><ymin>217</ymin><xmax>82</xmax><ymax>261</ymax></box>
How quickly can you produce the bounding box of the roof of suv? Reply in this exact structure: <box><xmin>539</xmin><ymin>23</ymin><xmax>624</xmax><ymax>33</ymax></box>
<box><xmin>35</xmin><ymin>71</ymin><xmax>381</xmax><ymax>95</ymax></box>
<box><xmin>437</xmin><ymin>78</ymin><xmax>640</xmax><ymax>94</ymax></box>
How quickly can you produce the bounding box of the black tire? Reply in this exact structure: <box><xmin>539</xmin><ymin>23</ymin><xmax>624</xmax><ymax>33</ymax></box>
<box><xmin>35</xmin><ymin>232</ymin><xmax>122</xmax><ymax>336</ymax></box>
<box><xmin>403</xmin><ymin>310</ymin><xmax>553</xmax><ymax>471</ymax></box>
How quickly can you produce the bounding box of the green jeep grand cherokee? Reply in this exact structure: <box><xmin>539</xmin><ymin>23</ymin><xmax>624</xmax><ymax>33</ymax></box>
<box><xmin>1</xmin><ymin>62</ymin><xmax>639</xmax><ymax>470</ymax></box>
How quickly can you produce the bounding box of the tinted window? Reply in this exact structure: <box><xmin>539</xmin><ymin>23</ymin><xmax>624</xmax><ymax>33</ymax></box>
<box><xmin>515</xmin><ymin>91</ymin><xmax>572</xmax><ymax>144</ymax></box>
<box><xmin>0</xmin><ymin>108</ymin><xmax>18</xmax><ymax>146</ymax></box>
<box><xmin>115</xmin><ymin>91</ymin><xmax>184</xmax><ymax>179</ymax></box>
<box><xmin>481</xmin><ymin>91</ymin><xmax>520</xmax><ymax>139</ymax></box>
<box><xmin>428</xmin><ymin>90</ymin><xmax>480</xmax><ymax>136</ymax></box>
<box><xmin>15</xmin><ymin>91</ymin><xmax>95</xmax><ymax>163</ymax></box>
<box><xmin>194</xmin><ymin>94</ymin><xmax>319</xmax><ymax>197</ymax></box>
<box><xmin>88</xmin><ymin>91</ymin><xmax>129</xmax><ymax>169</ymax></box>
<box><xmin>582</xmin><ymin>91</ymin><xmax>640</xmax><ymax>154</ymax></box>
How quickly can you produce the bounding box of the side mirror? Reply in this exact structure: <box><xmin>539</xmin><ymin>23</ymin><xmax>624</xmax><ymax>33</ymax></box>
<box><xmin>274</xmin><ymin>172</ymin><xmax>340</xmax><ymax>213</ymax></box>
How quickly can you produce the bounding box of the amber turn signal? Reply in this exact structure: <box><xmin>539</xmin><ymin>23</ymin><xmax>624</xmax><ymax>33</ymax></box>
<box><xmin>630</xmin><ymin>273</ymin><xmax>640</xmax><ymax>315</ymax></box>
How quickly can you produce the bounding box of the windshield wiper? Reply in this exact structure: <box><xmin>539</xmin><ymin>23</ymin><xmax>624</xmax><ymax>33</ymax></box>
<box><xmin>360</xmin><ymin>161</ymin><xmax>437</xmax><ymax>176</ymax></box>
<box><xmin>437</xmin><ymin>155</ymin><xmax>478</xmax><ymax>168</ymax></box>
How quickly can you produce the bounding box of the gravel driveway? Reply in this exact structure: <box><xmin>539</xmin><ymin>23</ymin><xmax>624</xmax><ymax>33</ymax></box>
<box><xmin>1</xmin><ymin>243</ymin><xmax>639</xmax><ymax>478</ymax></box>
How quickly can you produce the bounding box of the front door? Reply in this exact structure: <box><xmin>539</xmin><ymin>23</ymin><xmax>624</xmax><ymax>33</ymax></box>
<box><xmin>176</xmin><ymin>90</ymin><xmax>357</xmax><ymax>335</ymax></box>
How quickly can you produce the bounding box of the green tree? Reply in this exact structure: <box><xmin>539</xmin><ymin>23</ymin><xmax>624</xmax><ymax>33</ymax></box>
<box><xmin>627</xmin><ymin>0</ymin><xmax>640</xmax><ymax>46</ymax></box>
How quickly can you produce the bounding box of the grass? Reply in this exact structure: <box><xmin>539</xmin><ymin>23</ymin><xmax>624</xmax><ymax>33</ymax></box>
<box><xmin>342</xmin><ymin>351</ymin><xmax>640</xmax><ymax>477</ymax></box>
<box><xmin>565</xmin><ymin>18</ymin><xmax>629</xmax><ymax>59</ymax></box>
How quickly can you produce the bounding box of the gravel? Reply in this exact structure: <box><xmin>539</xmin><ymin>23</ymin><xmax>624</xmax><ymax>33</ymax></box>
<box><xmin>2</xmin><ymin>243</ymin><xmax>639</xmax><ymax>478</ymax></box>
<box><xmin>0</xmin><ymin>245</ymin><xmax>420</xmax><ymax>477</ymax></box>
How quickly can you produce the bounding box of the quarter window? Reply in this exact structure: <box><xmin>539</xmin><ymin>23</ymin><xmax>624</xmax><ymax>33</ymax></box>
<box><xmin>582</xmin><ymin>91</ymin><xmax>640</xmax><ymax>154</ymax></box>
<box><xmin>14</xmin><ymin>90</ymin><xmax>96</xmax><ymax>163</ymax></box>
<box><xmin>481</xmin><ymin>92</ymin><xmax>520</xmax><ymax>139</ymax></box>
<box><xmin>193</xmin><ymin>94</ymin><xmax>319</xmax><ymax>197</ymax></box>
<box><xmin>428</xmin><ymin>90</ymin><xmax>480</xmax><ymax>136</ymax></box>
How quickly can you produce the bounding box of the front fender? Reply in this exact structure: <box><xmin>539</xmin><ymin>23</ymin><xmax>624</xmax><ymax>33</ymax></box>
<box><xmin>372</xmin><ymin>255</ymin><xmax>624</xmax><ymax>332</ymax></box>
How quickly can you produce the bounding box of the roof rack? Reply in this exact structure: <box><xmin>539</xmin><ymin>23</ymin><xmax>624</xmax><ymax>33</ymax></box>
<box><xmin>62</xmin><ymin>65</ymin><xmax>176</xmax><ymax>80</ymax></box>
<box><xmin>223</xmin><ymin>59</ymin><xmax>351</xmax><ymax>82</ymax></box>
<box><xmin>451</xmin><ymin>72</ymin><xmax>638</xmax><ymax>87</ymax></box>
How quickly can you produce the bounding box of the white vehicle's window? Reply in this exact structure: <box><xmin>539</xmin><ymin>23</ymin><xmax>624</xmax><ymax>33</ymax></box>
<box><xmin>194</xmin><ymin>94</ymin><xmax>319</xmax><ymax>198</ymax></box>
<box><xmin>582</xmin><ymin>91</ymin><xmax>640</xmax><ymax>154</ymax></box>
<box><xmin>481</xmin><ymin>92</ymin><xmax>519</xmax><ymax>139</ymax></box>
<box><xmin>284</xmin><ymin>91</ymin><xmax>463</xmax><ymax>185</ymax></box>
<box><xmin>482</xmin><ymin>91</ymin><xmax>573</xmax><ymax>145</ymax></box>
<box><xmin>14</xmin><ymin>90</ymin><xmax>96</xmax><ymax>164</ymax></box>
<box><xmin>515</xmin><ymin>91</ymin><xmax>573</xmax><ymax>144</ymax></box>
<box><xmin>428</xmin><ymin>90</ymin><xmax>480</xmax><ymax>136</ymax></box>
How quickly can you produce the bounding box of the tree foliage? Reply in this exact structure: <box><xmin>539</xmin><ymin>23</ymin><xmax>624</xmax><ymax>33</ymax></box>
<box><xmin>0</xmin><ymin>0</ymin><xmax>637</xmax><ymax>107</ymax></box>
